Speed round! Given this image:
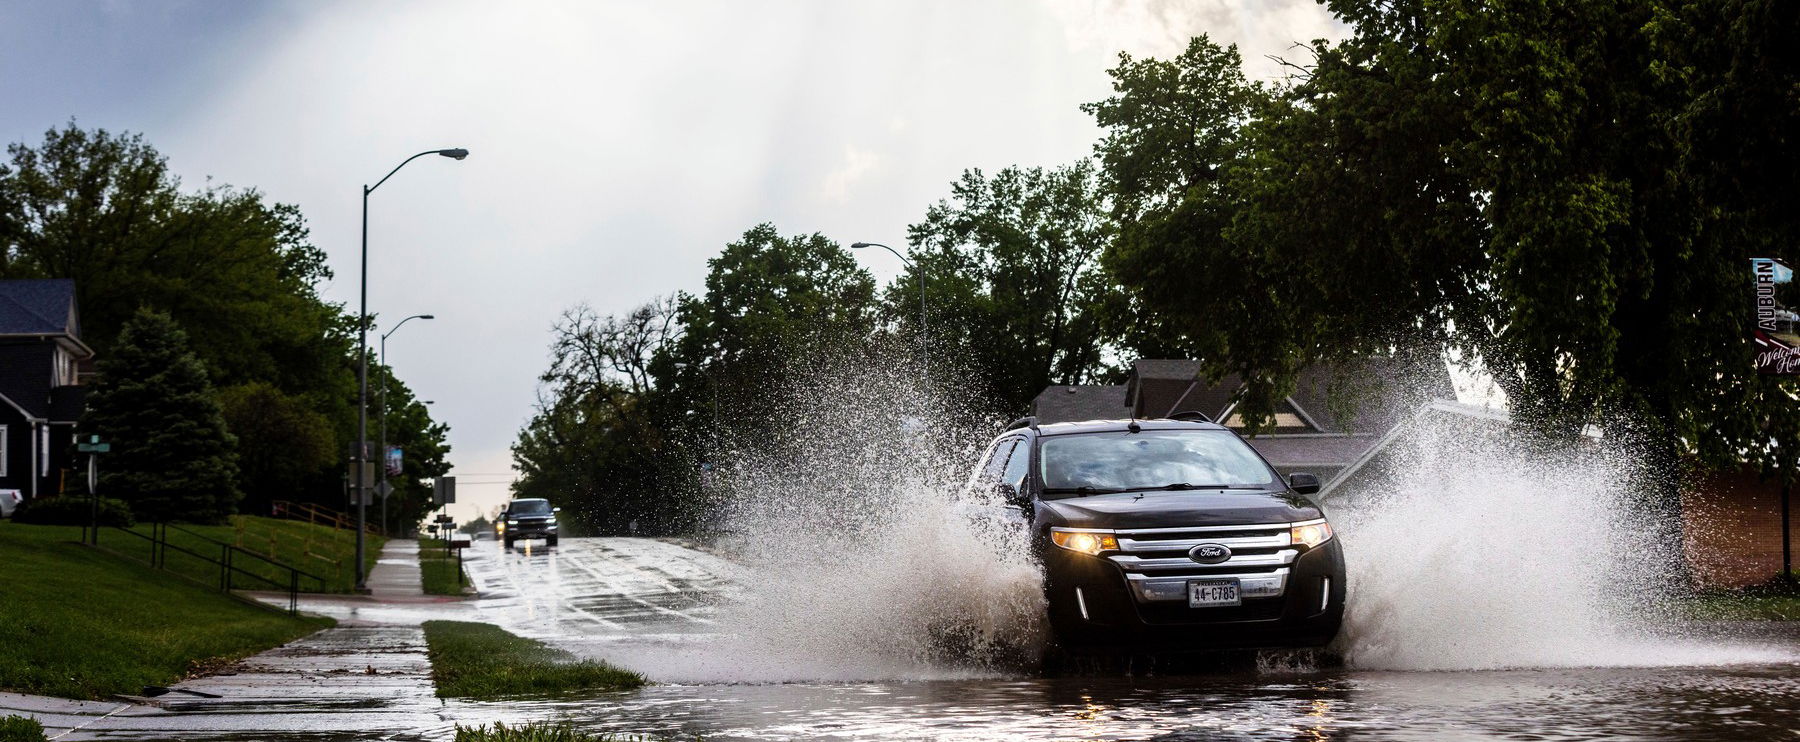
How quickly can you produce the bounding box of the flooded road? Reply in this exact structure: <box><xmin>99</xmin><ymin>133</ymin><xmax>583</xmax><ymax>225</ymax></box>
<box><xmin>448</xmin><ymin>537</ymin><xmax>1800</xmax><ymax>741</ymax></box>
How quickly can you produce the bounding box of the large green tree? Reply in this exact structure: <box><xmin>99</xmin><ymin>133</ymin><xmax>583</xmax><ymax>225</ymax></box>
<box><xmin>672</xmin><ymin>223</ymin><xmax>878</xmax><ymax>430</ymax></box>
<box><xmin>903</xmin><ymin>162</ymin><xmax>1121</xmax><ymax>411</ymax></box>
<box><xmin>0</xmin><ymin>124</ymin><xmax>450</xmax><ymax>513</ymax></box>
<box><xmin>83</xmin><ymin>309</ymin><xmax>240</xmax><ymax>523</ymax></box>
<box><xmin>1094</xmin><ymin>5</ymin><xmax>1800</xmax><ymax>484</ymax></box>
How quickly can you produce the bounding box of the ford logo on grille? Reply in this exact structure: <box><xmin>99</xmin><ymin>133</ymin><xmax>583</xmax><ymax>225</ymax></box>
<box><xmin>1189</xmin><ymin>543</ymin><xmax>1232</xmax><ymax>564</ymax></box>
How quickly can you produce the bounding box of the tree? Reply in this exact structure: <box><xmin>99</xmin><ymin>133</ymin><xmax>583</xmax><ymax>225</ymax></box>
<box><xmin>673</xmin><ymin>224</ymin><xmax>878</xmax><ymax>429</ymax></box>
<box><xmin>903</xmin><ymin>162</ymin><xmax>1121</xmax><ymax>412</ymax></box>
<box><xmin>1092</xmin><ymin>4</ymin><xmax>1800</xmax><ymax>489</ymax></box>
<box><xmin>82</xmin><ymin>309</ymin><xmax>240</xmax><ymax>523</ymax></box>
<box><xmin>513</xmin><ymin>297</ymin><xmax>692</xmax><ymax>534</ymax></box>
<box><xmin>218</xmin><ymin>382</ymin><xmax>335</xmax><ymax>512</ymax></box>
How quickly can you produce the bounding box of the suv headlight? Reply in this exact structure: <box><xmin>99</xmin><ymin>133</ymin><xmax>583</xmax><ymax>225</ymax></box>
<box><xmin>1050</xmin><ymin>529</ymin><xmax>1119</xmax><ymax>555</ymax></box>
<box><xmin>1290</xmin><ymin>520</ymin><xmax>1333</xmax><ymax>549</ymax></box>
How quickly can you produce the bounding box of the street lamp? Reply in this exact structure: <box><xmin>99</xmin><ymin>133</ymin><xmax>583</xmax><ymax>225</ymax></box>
<box><xmin>379</xmin><ymin>313</ymin><xmax>434</xmax><ymax>536</ymax></box>
<box><xmin>850</xmin><ymin>242</ymin><xmax>927</xmax><ymax>374</ymax></box>
<box><xmin>356</xmin><ymin>148</ymin><xmax>467</xmax><ymax>592</ymax></box>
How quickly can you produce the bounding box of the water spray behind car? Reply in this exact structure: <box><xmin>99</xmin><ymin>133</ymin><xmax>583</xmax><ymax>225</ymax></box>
<box><xmin>678</xmin><ymin>342</ymin><xmax>1048</xmax><ymax>681</ymax></box>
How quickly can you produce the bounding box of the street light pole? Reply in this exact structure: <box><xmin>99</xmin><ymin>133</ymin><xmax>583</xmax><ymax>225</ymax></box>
<box><xmin>356</xmin><ymin>148</ymin><xmax>467</xmax><ymax>592</ymax></box>
<box><xmin>851</xmin><ymin>242</ymin><xmax>927</xmax><ymax>376</ymax></box>
<box><xmin>379</xmin><ymin>313</ymin><xmax>434</xmax><ymax>537</ymax></box>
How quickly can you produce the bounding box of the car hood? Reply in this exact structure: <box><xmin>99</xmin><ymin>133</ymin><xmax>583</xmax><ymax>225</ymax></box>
<box><xmin>1036</xmin><ymin>489</ymin><xmax>1321</xmax><ymax>530</ymax></box>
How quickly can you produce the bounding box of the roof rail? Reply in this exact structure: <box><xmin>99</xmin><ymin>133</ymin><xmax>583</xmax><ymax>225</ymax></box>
<box><xmin>1005</xmin><ymin>415</ymin><xmax>1039</xmax><ymax>431</ymax></box>
<box><xmin>1167</xmin><ymin>410</ymin><xmax>1213</xmax><ymax>423</ymax></box>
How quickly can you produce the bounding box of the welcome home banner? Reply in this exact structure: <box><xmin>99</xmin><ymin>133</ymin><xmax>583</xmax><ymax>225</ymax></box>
<box><xmin>1753</xmin><ymin>257</ymin><xmax>1798</xmax><ymax>374</ymax></box>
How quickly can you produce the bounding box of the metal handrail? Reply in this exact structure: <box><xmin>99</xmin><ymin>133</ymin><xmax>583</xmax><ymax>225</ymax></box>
<box><xmin>160</xmin><ymin>523</ymin><xmax>330</xmax><ymax>587</ymax></box>
<box><xmin>94</xmin><ymin>523</ymin><xmax>314</xmax><ymax>614</ymax></box>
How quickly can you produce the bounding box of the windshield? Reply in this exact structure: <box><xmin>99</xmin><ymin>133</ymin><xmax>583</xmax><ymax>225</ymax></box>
<box><xmin>1038</xmin><ymin>430</ymin><xmax>1277</xmax><ymax>497</ymax></box>
<box><xmin>510</xmin><ymin>499</ymin><xmax>551</xmax><ymax>515</ymax></box>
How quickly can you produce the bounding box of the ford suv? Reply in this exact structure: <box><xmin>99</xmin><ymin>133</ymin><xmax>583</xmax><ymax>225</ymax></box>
<box><xmin>973</xmin><ymin>416</ymin><xmax>1344</xmax><ymax>650</ymax></box>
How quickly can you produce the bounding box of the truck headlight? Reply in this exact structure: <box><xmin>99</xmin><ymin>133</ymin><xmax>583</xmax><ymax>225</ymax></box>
<box><xmin>1290</xmin><ymin>520</ymin><xmax>1333</xmax><ymax>549</ymax></box>
<box><xmin>1050</xmin><ymin>529</ymin><xmax>1119</xmax><ymax>555</ymax></box>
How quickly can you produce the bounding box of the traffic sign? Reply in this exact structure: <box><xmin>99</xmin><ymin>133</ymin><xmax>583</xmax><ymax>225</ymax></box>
<box><xmin>374</xmin><ymin>481</ymin><xmax>394</xmax><ymax>499</ymax></box>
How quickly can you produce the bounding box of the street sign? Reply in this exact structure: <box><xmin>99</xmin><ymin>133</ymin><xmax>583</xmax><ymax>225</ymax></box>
<box><xmin>77</xmin><ymin>435</ymin><xmax>109</xmax><ymax>453</ymax></box>
<box><xmin>350</xmin><ymin>462</ymin><xmax>375</xmax><ymax>488</ymax></box>
<box><xmin>384</xmin><ymin>446</ymin><xmax>403</xmax><ymax>476</ymax></box>
<box><xmin>374</xmin><ymin>481</ymin><xmax>394</xmax><ymax>499</ymax></box>
<box><xmin>433</xmin><ymin>476</ymin><xmax>457</xmax><ymax>505</ymax></box>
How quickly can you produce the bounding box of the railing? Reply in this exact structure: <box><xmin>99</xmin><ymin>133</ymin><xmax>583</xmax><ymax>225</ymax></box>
<box><xmin>271</xmin><ymin>499</ymin><xmax>385</xmax><ymax>536</ymax></box>
<box><xmin>88</xmin><ymin>522</ymin><xmax>327</xmax><ymax>615</ymax></box>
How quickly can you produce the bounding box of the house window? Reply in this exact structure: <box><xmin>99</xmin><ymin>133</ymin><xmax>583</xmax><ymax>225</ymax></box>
<box><xmin>0</xmin><ymin>425</ymin><xmax>7</xmax><ymax>477</ymax></box>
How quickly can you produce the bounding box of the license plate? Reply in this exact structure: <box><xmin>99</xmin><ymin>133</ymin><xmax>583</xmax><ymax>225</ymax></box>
<box><xmin>1188</xmin><ymin>579</ymin><xmax>1241</xmax><ymax>607</ymax></box>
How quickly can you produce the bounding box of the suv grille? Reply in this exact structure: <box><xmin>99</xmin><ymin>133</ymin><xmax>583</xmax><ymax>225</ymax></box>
<box><xmin>1106</xmin><ymin>523</ymin><xmax>1300</xmax><ymax>603</ymax></box>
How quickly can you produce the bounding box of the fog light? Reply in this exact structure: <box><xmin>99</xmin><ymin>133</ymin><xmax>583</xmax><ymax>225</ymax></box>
<box><xmin>1051</xmin><ymin>529</ymin><xmax>1119</xmax><ymax>555</ymax></box>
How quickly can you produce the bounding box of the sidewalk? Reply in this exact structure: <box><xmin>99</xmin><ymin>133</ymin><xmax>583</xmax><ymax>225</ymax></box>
<box><xmin>55</xmin><ymin>624</ymin><xmax>450</xmax><ymax>741</ymax></box>
<box><xmin>369</xmin><ymin>538</ymin><xmax>426</xmax><ymax>599</ymax></box>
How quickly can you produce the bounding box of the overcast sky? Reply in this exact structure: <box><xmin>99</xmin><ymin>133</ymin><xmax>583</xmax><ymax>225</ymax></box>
<box><xmin>1</xmin><ymin>0</ymin><xmax>1345</xmax><ymax>520</ymax></box>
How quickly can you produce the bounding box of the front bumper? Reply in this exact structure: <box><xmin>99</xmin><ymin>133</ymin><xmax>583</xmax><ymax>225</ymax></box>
<box><xmin>502</xmin><ymin>520</ymin><xmax>558</xmax><ymax>538</ymax></box>
<box><xmin>1042</xmin><ymin>528</ymin><xmax>1345</xmax><ymax>649</ymax></box>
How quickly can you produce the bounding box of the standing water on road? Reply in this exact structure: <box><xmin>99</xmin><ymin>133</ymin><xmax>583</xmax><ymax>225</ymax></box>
<box><xmin>454</xmin><ymin>355</ymin><xmax>1798</xmax><ymax>741</ymax></box>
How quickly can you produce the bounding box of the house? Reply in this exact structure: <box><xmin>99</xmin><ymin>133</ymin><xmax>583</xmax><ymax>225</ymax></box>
<box><xmin>0</xmin><ymin>279</ymin><xmax>93</xmax><ymax>501</ymax></box>
<box><xmin>1029</xmin><ymin>356</ymin><xmax>1457</xmax><ymax>482</ymax></box>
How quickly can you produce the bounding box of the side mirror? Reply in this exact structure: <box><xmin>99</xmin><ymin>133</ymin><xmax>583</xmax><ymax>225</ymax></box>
<box><xmin>1288</xmin><ymin>472</ymin><xmax>1321</xmax><ymax>495</ymax></box>
<box><xmin>995</xmin><ymin>482</ymin><xmax>1029</xmax><ymax>509</ymax></box>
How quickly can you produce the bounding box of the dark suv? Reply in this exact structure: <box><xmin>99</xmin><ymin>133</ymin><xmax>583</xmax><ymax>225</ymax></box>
<box><xmin>498</xmin><ymin>498</ymin><xmax>560</xmax><ymax>549</ymax></box>
<box><xmin>972</xmin><ymin>417</ymin><xmax>1344</xmax><ymax>650</ymax></box>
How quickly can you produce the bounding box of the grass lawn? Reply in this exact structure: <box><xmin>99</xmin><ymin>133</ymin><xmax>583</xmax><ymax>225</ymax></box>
<box><xmin>418</xmin><ymin>538</ymin><xmax>468</xmax><ymax>595</ymax></box>
<box><xmin>422</xmin><ymin>621</ymin><xmax>643</xmax><ymax>699</ymax></box>
<box><xmin>0</xmin><ymin>522</ymin><xmax>332</xmax><ymax>699</ymax></box>
<box><xmin>454</xmin><ymin>722</ymin><xmax>650</xmax><ymax>741</ymax></box>
<box><xmin>0</xmin><ymin>715</ymin><xmax>47</xmax><ymax>742</ymax></box>
<box><xmin>111</xmin><ymin>515</ymin><xmax>383</xmax><ymax>593</ymax></box>
<box><xmin>1686</xmin><ymin>592</ymin><xmax>1800</xmax><ymax>621</ymax></box>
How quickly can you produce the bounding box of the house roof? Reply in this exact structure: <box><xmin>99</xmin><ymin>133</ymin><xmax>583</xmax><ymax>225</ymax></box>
<box><xmin>1031</xmin><ymin>384</ymin><xmax>1128</xmax><ymax>424</ymax></box>
<box><xmin>0</xmin><ymin>279</ymin><xmax>79</xmax><ymax>337</ymax></box>
<box><xmin>1128</xmin><ymin>355</ymin><xmax>1457</xmax><ymax>435</ymax></box>
<box><xmin>1316</xmin><ymin>400</ymin><xmax>1513</xmax><ymax>501</ymax></box>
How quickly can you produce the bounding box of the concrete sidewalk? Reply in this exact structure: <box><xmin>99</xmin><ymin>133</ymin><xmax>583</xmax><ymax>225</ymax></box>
<box><xmin>56</xmin><ymin>624</ymin><xmax>450</xmax><ymax>741</ymax></box>
<box><xmin>368</xmin><ymin>538</ymin><xmax>426</xmax><ymax>599</ymax></box>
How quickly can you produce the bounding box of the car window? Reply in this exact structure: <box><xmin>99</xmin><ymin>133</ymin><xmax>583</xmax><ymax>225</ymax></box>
<box><xmin>1000</xmin><ymin>440</ymin><xmax>1031</xmax><ymax>490</ymax></box>
<box><xmin>1038</xmin><ymin>430</ymin><xmax>1276</xmax><ymax>496</ymax></box>
<box><xmin>971</xmin><ymin>438</ymin><xmax>1018</xmax><ymax>490</ymax></box>
<box><xmin>510</xmin><ymin>499</ymin><xmax>551</xmax><ymax>514</ymax></box>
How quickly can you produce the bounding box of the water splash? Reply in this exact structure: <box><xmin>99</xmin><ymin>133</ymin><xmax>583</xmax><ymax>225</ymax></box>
<box><xmin>651</xmin><ymin>346</ymin><xmax>1046</xmax><ymax>682</ymax></box>
<box><xmin>1329</xmin><ymin>409</ymin><xmax>1794</xmax><ymax>670</ymax></box>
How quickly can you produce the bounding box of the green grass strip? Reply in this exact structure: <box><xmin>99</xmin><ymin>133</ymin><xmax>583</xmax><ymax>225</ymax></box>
<box><xmin>423</xmin><ymin>621</ymin><xmax>644</xmax><ymax>699</ymax></box>
<box><xmin>0</xmin><ymin>715</ymin><xmax>47</xmax><ymax>742</ymax></box>
<box><xmin>454</xmin><ymin>722</ymin><xmax>654</xmax><ymax>742</ymax></box>
<box><xmin>418</xmin><ymin>540</ymin><xmax>468</xmax><ymax>595</ymax></box>
<box><xmin>0</xmin><ymin>523</ymin><xmax>331</xmax><ymax>699</ymax></box>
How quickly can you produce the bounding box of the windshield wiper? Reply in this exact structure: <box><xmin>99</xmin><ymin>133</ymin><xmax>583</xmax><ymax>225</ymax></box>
<box><xmin>1147</xmin><ymin>483</ymin><xmax>1231</xmax><ymax>491</ymax></box>
<box><xmin>1042</xmin><ymin>486</ymin><xmax>1123</xmax><ymax>496</ymax></box>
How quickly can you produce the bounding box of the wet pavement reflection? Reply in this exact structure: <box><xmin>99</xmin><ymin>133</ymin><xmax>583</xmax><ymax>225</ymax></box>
<box><xmin>437</xmin><ymin>538</ymin><xmax>1800</xmax><ymax>741</ymax></box>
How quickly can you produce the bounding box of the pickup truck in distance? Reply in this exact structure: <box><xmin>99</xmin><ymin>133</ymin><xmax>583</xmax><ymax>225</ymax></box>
<box><xmin>497</xmin><ymin>498</ymin><xmax>560</xmax><ymax>549</ymax></box>
<box><xmin>973</xmin><ymin>417</ymin><xmax>1344</xmax><ymax>650</ymax></box>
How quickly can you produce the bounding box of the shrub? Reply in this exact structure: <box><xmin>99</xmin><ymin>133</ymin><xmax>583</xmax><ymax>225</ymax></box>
<box><xmin>0</xmin><ymin>715</ymin><xmax>47</xmax><ymax>742</ymax></box>
<box><xmin>13</xmin><ymin>496</ymin><xmax>135</xmax><ymax>527</ymax></box>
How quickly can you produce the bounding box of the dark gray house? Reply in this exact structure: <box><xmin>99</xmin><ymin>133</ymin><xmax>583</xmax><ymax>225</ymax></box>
<box><xmin>0</xmin><ymin>280</ymin><xmax>93</xmax><ymax>501</ymax></box>
<box><xmin>1029</xmin><ymin>356</ymin><xmax>1457</xmax><ymax>484</ymax></box>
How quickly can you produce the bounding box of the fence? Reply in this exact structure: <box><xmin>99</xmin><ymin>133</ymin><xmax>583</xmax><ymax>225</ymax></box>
<box><xmin>84</xmin><ymin>521</ymin><xmax>327</xmax><ymax>615</ymax></box>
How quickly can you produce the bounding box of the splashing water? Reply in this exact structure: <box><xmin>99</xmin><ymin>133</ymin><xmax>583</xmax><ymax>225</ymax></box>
<box><xmin>1330</xmin><ymin>411</ymin><xmax>1794</xmax><ymax>670</ymax></box>
<box><xmin>620</xmin><ymin>353</ymin><xmax>1789</xmax><ymax>681</ymax></box>
<box><xmin>655</xmin><ymin>348</ymin><xmax>1046</xmax><ymax>682</ymax></box>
